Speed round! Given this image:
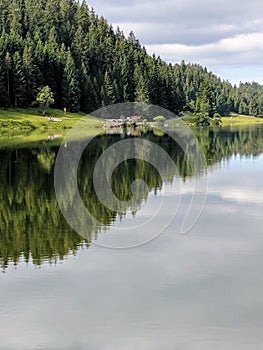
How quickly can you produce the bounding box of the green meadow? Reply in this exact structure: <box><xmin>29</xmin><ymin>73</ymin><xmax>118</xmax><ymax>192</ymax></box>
<box><xmin>0</xmin><ymin>108</ymin><xmax>102</xmax><ymax>148</ymax></box>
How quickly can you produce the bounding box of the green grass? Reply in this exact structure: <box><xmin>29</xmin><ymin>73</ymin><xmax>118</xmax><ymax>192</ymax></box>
<box><xmin>2</xmin><ymin>108</ymin><xmax>263</xmax><ymax>148</ymax></box>
<box><xmin>0</xmin><ymin>108</ymin><xmax>103</xmax><ymax>148</ymax></box>
<box><xmin>171</xmin><ymin>113</ymin><xmax>263</xmax><ymax>126</ymax></box>
<box><xmin>0</xmin><ymin>107</ymin><xmax>101</xmax><ymax>127</ymax></box>
<box><xmin>221</xmin><ymin>114</ymin><xmax>263</xmax><ymax>125</ymax></box>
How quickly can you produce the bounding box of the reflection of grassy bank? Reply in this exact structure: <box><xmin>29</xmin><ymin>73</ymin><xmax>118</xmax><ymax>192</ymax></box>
<box><xmin>0</xmin><ymin>128</ymin><xmax>102</xmax><ymax>149</ymax></box>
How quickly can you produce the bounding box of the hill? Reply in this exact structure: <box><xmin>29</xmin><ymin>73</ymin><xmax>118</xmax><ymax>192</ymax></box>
<box><xmin>0</xmin><ymin>0</ymin><xmax>263</xmax><ymax>118</ymax></box>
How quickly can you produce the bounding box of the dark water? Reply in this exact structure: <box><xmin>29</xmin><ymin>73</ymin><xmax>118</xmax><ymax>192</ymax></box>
<box><xmin>0</xmin><ymin>125</ymin><xmax>263</xmax><ymax>349</ymax></box>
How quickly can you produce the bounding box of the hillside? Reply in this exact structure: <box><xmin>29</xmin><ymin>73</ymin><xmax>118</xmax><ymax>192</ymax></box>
<box><xmin>0</xmin><ymin>0</ymin><xmax>263</xmax><ymax>117</ymax></box>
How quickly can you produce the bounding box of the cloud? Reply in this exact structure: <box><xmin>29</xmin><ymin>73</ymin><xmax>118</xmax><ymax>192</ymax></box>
<box><xmin>89</xmin><ymin>0</ymin><xmax>263</xmax><ymax>44</ymax></box>
<box><xmin>88</xmin><ymin>0</ymin><xmax>263</xmax><ymax>83</ymax></box>
<box><xmin>145</xmin><ymin>32</ymin><xmax>263</xmax><ymax>66</ymax></box>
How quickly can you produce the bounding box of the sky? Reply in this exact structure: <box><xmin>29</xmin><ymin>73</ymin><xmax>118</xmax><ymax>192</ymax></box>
<box><xmin>87</xmin><ymin>0</ymin><xmax>263</xmax><ymax>85</ymax></box>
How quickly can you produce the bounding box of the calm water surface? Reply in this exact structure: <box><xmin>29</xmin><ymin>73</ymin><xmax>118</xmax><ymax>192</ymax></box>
<box><xmin>0</xmin><ymin>125</ymin><xmax>263</xmax><ymax>350</ymax></box>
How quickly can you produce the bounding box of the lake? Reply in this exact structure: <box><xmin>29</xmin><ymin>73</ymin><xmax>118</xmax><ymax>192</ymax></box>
<box><xmin>1</xmin><ymin>124</ymin><xmax>263</xmax><ymax>350</ymax></box>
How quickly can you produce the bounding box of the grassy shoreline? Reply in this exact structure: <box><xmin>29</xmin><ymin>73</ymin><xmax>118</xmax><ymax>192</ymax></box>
<box><xmin>183</xmin><ymin>113</ymin><xmax>263</xmax><ymax>126</ymax></box>
<box><xmin>0</xmin><ymin>108</ymin><xmax>103</xmax><ymax>147</ymax></box>
<box><xmin>0</xmin><ymin>108</ymin><xmax>100</xmax><ymax>130</ymax></box>
<box><xmin>1</xmin><ymin>108</ymin><xmax>263</xmax><ymax>148</ymax></box>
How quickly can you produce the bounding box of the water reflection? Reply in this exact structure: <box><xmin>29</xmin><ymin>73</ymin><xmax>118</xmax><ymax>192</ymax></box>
<box><xmin>1</xmin><ymin>125</ymin><xmax>263</xmax><ymax>269</ymax></box>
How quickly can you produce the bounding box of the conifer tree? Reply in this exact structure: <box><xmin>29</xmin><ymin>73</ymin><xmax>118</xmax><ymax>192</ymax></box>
<box><xmin>13</xmin><ymin>51</ymin><xmax>27</xmax><ymax>107</ymax></box>
<box><xmin>0</xmin><ymin>64</ymin><xmax>7</xmax><ymax>107</ymax></box>
<box><xmin>62</xmin><ymin>49</ymin><xmax>80</xmax><ymax>112</ymax></box>
<box><xmin>5</xmin><ymin>52</ymin><xmax>12</xmax><ymax>107</ymax></box>
<box><xmin>134</xmin><ymin>64</ymin><xmax>149</xmax><ymax>103</ymax></box>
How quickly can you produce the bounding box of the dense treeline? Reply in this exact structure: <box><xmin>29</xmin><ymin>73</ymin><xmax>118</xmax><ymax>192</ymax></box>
<box><xmin>0</xmin><ymin>0</ymin><xmax>263</xmax><ymax>116</ymax></box>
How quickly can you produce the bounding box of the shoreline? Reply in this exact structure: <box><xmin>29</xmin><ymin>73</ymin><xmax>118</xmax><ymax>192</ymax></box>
<box><xmin>1</xmin><ymin>108</ymin><xmax>263</xmax><ymax>148</ymax></box>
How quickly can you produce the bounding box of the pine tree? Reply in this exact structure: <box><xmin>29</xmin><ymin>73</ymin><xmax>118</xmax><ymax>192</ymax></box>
<box><xmin>101</xmin><ymin>70</ymin><xmax>117</xmax><ymax>106</ymax></box>
<box><xmin>134</xmin><ymin>64</ymin><xmax>149</xmax><ymax>103</ymax></box>
<box><xmin>0</xmin><ymin>63</ymin><xmax>7</xmax><ymax>107</ymax></box>
<box><xmin>13</xmin><ymin>51</ymin><xmax>27</xmax><ymax>107</ymax></box>
<box><xmin>23</xmin><ymin>45</ymin><xmax>41</xmax><ymax>105</ymax></box>
<box><xmin>79</xmin><ymin>64</ymin><xmax>98</xmax><ymax>113</ymax></box>
<box><xmin>8</xmin><ymin>0</ymin><xmax>22</xmax><ymax>35</ymax></box>
<box><xmin>5</xmin><ymin>52</ymin><xmax>12</xmax><ymax>107</ymax></box>
<box><xmin>62</xmin><ymin>49</ymin><xmax>80</xmax><ymax>112</ymax></box>
<box><xmin>195</xmin><ymin>79</ymin><xmax>216</xmax><ymax>118</ymax></box>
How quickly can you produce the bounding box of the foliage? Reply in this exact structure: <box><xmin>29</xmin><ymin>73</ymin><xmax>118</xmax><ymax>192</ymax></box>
<box><xmin>212</xmin><ymin>117</ymin><xmax>223</xmax><ymax>126</ymax></box>
<box><xmin>0</xmin><ymin>0</ymin><xmax>262</xmax><ymax>116</ymax></box>
<box><xmin>36</xmin><ymin>86</ymin><xmax>54</xmax><ymax>114</ymax></box>
<box><xmin>194</xmin><ymin>113</ymin><xmax>211</xmax><ymax>126</ymax></box>
<box><xmin>153</xmin><ymin>115</ymin><xmax>166</xmax><ymax>126</ymax></box>
<box><xmin>195</xmin><ymin>79</ymin><xmax>216</xmax><ymax>118</ymax></box>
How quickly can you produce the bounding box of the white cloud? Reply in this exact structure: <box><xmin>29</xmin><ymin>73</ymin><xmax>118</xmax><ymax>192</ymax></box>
<box><xmin>145</xmin><ymin>32</ymin><xmax>263</xmax><ymax>65</ymax></box>
<box><xmin>88</xmin><ymin>0</ymin><xmax>263</xmax><ymax>83</ymax></box>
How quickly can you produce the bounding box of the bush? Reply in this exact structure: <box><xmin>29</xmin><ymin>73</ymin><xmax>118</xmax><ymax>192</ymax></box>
<box><xmin>153</xmin><ymin>115</ymin><xmax>166</xmax><ymax>126</ymax></box>
<box><xmin>212</xmin><ymin>118</ymin><xmax>222</xmax><ymax>126</ymax></box>
<box><xmin>195</xmin><ymin>113</ymin><xmax>210</xmax><ymax>126</ymax></box>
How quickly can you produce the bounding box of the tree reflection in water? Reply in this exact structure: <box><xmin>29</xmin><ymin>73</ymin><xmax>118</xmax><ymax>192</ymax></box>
<box><xmin>1</xmin><ymin>125</ymin><xmax>263</xmax><ymax>269</ymax></box>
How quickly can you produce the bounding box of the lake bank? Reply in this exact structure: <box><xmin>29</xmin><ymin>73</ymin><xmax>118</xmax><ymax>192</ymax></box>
<box><xmin>182</xmin><ymin>113</ymin><xmax>263</xmax><ymax>126</ymax></box>
<box><xmin>0</xmin><ymin>108</ymin><xmax>102</xmax><ymax>148</ymax></box>
<box><xmin>0</xmin><ymin>108</ymin><xmax>101</xmax><ymax>131</ymax></box>
<box><xmin>1</xmin><ymin>108</ymin><xmax>263</xmax><ymax>148</ymax></box>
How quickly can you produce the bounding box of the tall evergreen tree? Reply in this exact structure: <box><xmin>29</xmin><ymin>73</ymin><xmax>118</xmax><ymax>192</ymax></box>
<box><xmin>0</xmin><ymin>64</ymin><xmax>7</xmax><ymax>107</ymax></box>
<box><xmin>195</xmin><ymin>79</ymin><xmax>216</xmax><ymax>118</ymax></box>
<box><xmin>5</xmin><ymin>52</ymin><xmax>12</xmax><ymax>107</ymax></box>
<box><xmin>101</xmin><ymin>70</ymin><xmax>118</xmax><ymax>106</ymax></box>
<box><xmin>134</xmin><ymin>64</ymin><xmax>149</xmax><ymax>103</ymax></box>
<box><xmin>13</xmin><ymin>50</ymin><xmax>27</xmax><ymax>107</ymax></box>
<box><xmin>62</xmin><ymin>49</ymin><xmax>80</xmax><ymax>112</ymax></box>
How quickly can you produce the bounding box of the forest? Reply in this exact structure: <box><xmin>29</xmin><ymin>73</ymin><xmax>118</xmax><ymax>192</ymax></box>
<box><xmin>1</xmin><ymin>0</ymin><xmax>263</xmax><ymax>117</ymax></box>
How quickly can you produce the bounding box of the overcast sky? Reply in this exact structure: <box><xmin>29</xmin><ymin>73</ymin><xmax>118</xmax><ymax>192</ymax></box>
<box><xmin>87</xmin><ymin>0</ymin><xmax>263</xmax><ymax>85</ymax></box>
